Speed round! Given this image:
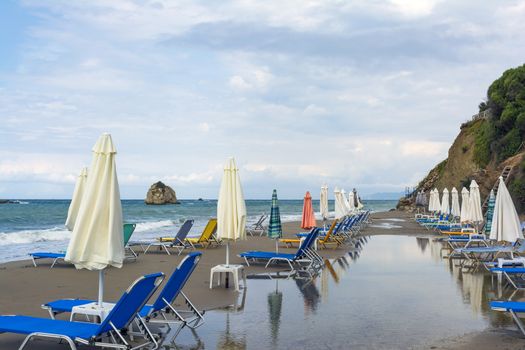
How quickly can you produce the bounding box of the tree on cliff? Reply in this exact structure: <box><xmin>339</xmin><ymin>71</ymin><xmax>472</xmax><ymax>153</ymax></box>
<box><xmin>475</xmin><ymin>64</ymin><xmax>525</xmax><ymax>167</ymax></box>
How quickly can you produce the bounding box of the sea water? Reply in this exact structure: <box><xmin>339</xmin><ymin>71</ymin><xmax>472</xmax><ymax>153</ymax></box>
<box><xmin>0</xmin><ymin>199</ymin><xmax>396</xmax><ymax>263</ymax></box>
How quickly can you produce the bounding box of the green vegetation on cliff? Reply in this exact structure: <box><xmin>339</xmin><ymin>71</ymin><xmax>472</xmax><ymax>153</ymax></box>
<box><xmin>475</xmin><ymin>64</ymin><xmax>525</xmax><ymax>167</ymax></box>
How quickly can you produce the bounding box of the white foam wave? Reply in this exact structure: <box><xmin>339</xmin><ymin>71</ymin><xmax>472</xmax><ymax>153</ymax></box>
<box><xmin>0</xmin><ymin>227</ymin><xmax>71</xmax><ymax>246</ymax></box>
<box><xmin>135</xmin><ymin>220</ymin><xmax>174</xmax><ymax>232</ymax></box>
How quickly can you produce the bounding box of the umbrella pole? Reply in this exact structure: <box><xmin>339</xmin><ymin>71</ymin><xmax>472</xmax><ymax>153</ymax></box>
<box><xmin>226</xmin><ymin>241</ymin><xmax>230</xmax><ymax>266</ymax></box>
<box><xmin>225</xmin><ymin>241</ymin><xmax>230</xmax><ymax>288</ymax></box>
<box><xmin>275</xmin><ymin>239</ymin><xmax>279</xmax><ymax>253</ymax></box>
<box><xmin>98</xmin><ymin>270</ymin><xmax>104</xmax><ymax>306</ymax></box>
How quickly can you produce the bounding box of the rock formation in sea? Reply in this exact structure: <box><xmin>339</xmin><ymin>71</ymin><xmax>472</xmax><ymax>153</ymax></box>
<box><xmin>145</xmin><ymin>181</ymin><xmax>180</xmax><ymax>205</ymax></box>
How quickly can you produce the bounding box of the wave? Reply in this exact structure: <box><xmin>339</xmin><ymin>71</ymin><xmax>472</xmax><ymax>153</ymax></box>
<box><xmin>134</xmin><ymin>220</ymin><xmax>174</xmax><ymax>232</ymax></box>
<box><xmin>0</xmin><ymin>227</ymin><xmax>70</xmax><ymax>246</ymax></box>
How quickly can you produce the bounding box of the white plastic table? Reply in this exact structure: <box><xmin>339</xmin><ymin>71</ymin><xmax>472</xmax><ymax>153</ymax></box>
<box><xmin>71</xmin><ymin>302</ymin><xmax>115</xmax><ymax>322</ymax></box>
<box><xmin>209</xmin><ymin>264</ymin><xmax>246</xmax><ymax>291</ymax></box>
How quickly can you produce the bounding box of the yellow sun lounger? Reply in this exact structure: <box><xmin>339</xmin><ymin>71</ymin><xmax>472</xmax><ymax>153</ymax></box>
<box><xmin>185</xmin><ymin>218</ymin><xmax>220</xmax><ymax>249</ymax></box>
<box><xmin>280</xmin><ymin>220</ymin><xmax>340</xmax><ymax>249</ymax></box>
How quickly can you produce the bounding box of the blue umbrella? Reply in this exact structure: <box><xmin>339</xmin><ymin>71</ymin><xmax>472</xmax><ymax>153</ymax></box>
<box><xmin>268</xmin><ymin>189</ymin><xmax>282</xmax><ymax>252</ymax></box>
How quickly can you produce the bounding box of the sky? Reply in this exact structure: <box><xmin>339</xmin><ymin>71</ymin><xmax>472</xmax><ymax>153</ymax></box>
<box><xmin>0</xmin><ymin>0</ymin><xmax>524</xmax><ymax>200</ymax></box>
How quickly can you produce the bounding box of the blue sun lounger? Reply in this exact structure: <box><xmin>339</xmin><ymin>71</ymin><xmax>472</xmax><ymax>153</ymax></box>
<box><xmin>30</xmin><ymin>223</ymin><xmax>138</xmax><ymax>267</ymax></box>
<box><xmin>0</xmin><ymin>272</ymin><xmax>165</xmax><ymax>350</ymax></box>
<box><xmin>490</xmin><ymin>300</ymin><xmax>525</xmax><ymax>335</ymax></box>
<box><xmin>239</xmin><ymin>228</ymin><xmax>321</xmax><ymax>271</ymax></box>
<box><xmin>42</xmin><ymin>252</ymin><xmax>204</xmax><ymax>339</ymax></box>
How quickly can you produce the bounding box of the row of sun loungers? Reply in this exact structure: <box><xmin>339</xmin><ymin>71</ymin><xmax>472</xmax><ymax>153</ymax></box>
<box><xmin>415</xmin><ymin>212</ymin><xmax>525</xmax><ymax>337</ymax></box>
<box><xmin>0</xmin><ymin>252</ymin><xmax>204</xmax><ymax>349</ymax></box>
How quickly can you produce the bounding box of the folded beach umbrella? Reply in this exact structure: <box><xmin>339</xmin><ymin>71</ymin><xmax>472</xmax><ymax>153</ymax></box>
<box><xmin>301</xmin><ymin>191</ymin><xmax>316</xmax><ymax>229</ymax></box>
<box><xmin>467</xmin><ymin>180</ymin><xmax>483</xmax><ymax>224</ymax></box>
<box><xmin>348</xmin><ymin>191</ymin><xmax>355</xmax><ymax>212</ymax></box>
<box><xmin>320</xmin><ymin>185</ymin><xmax>329</xmax><ymax>221</ymax></box>
<box><xmin>441</xmin><ymin>188</ymin><xmax>450</xmax><ymax>215</ymax></box>
<box><xmin>483</xmin><ymin>190</ymin><xmax>495</xmax><ymax>235</ymax></box>
<box><xmin>341</xmin><ymin>189</ymin><xmax>351</xmax><ymax>214</ymax></box>
<box><xmin>422</xmin><ymin>191</ymin><xmax>428</xmax><ymax>206</ymax></box>
<box><xmin>433</xmin><ymin>188</ymin><xmax>441</xmax><ymax>212</ymax></box>
<box><xmin>65</xmin><ymin>133</ymin><xmax>124</xmax><ymax>307</ymax></box>
<box><xmin>460</xmin><ymin>187</ymin><xmax>470</xmax><ymax>222</ymax></box>
<box><xmin>451</xmin><ymin>187</ymin><xmax>460</xmax><ymax>217</ymax></box>
<box><xmin>489</xmin><ymin>177</ymin><xmax>523</xmax><ymax>242</ymax></box>
<box><xmin>428</xmin><ymin>189</ymin><xmax>435</xmax><ymax>212</ymax></box>
<box><xmin>217</xmin><ymin>157</ymin><xmax>247</xmax><ymax>266</ymax></box>
<box><xmin>65</xmin><ymin>167</ymin><xmax>88</xmax><ymax>231</ymax></box>
<box><xmin>334</xmin><ymin>187</ymin><xmax>346</xmax><ymax>219</ymax></box>
<box><xmin>268</xmin><ymin>189</ymin><xmax>282</xmax><ymax>252</ymax></box>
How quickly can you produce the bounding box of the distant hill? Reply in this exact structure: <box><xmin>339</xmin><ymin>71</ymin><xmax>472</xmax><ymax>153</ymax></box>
<box><xmin>400</xmin><ymin>64</ymin><xmax>525</xmax><ymax>214</ymax></box>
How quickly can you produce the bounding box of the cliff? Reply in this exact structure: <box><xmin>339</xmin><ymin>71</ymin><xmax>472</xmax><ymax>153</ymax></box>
<box><xmin>401</xmin><ymin>64</ymin><xmax>525</xmax><ymax>214</ymax></box>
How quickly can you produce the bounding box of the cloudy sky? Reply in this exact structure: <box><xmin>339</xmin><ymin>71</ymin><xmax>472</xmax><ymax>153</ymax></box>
<box><xmin>1</xmin><ymin>0</ymin><xmax>524</xmax><ymax>199</ymax></box>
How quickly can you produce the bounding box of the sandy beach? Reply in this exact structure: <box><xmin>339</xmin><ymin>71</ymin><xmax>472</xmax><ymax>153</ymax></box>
<box><xmin>0</xmin><ymin>210</ymin><xmax>523</xmax><ymax>349</ymax></box>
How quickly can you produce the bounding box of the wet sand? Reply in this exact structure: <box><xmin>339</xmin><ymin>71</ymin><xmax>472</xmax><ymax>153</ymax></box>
<box><xmin>0</xmin><ymin>210</ymin><xmax>523</xmax><ymax>349</ymax></box>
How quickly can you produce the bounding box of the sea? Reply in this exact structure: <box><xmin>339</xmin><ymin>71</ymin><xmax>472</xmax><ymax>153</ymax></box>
<box><xmin>0</xmin><ymin>199</ymin><xmax>396</xmax><ymax>263</ymax></box>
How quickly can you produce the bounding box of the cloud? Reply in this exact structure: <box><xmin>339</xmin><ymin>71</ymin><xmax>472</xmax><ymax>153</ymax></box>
<box><xmin>1</xmin><ymin>1</ymin><xmax>524</xmax><ymax>199</ymax></box>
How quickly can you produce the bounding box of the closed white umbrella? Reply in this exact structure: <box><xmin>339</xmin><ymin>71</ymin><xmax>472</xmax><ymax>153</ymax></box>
<box><xmin>348</xmin><ymin>191</ymin><xmax>355</xmax><ymax>212</ymax></box>
<box><xmin>428</xmin><ymin>189</ymin><xmax>435</xmax><ymax>212</ymax></box>
<box><xmin>441</xmin><ymin>188</ymin><xmax>450</xmax><ymax>215</ymax></box>
<box><xmin>434</xmin><ymin>188</ymin><xmax>441</xmax><ymax>212</ymax></box>
<box><xmin>451</xmin><ymin>187</ymin><xmax>460</xmax><ymax>218</ymax></box>
<box><xmin>334</xmin><ymin>187</ymin><xmax>346</xmax><ymax>219</ymax></box>
<box><xmin>216</xmin><ymin>157</ymin><xmax>247</xmax><ymax>266</ymax></box>
<box><xmin>460</xmin><ymin>187</ymin><xmax>470</xmax><ymax>222</ymax></box>
<box><xmin>341</xmin><ymin>189</ymin><xmax>351</xmax><ymax>214</ymax></box>
<box><xmin>320</xmin><ymin>185</ymin><xmax>329</xmax><ymax>221</ymax></box>
<box><xmin>65</xmin><ymin>167</ymin><xmax>88</xmax><ymax>231</ymax></box>
<box><xmin>65</xmin><ymin>133</ymin><xmax>124</xmax><ymax>308</ymax></box>
<box><xmin>489</xmin><ymin>177</ymin><xmax>523</xmax><ymax>242</ymax></box>
<box><xmin>467</xmin><ymin>180</ymin><xmax>483</xmax><ymax>223</ymax></box>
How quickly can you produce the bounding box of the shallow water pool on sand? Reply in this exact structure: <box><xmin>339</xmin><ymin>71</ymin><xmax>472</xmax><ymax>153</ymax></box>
<box><xmin>162</xmin><ymin>235</ymin><xmax>514</xmax><ymax>349</ymax></box>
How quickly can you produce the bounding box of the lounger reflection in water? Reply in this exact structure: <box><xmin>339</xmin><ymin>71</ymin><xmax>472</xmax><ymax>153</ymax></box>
<box><xmin>43</xmin><ymin>252</ymin><xmax>205</xmax><ymax>339</ymax></box>
<box><xmin>239</xmin><ymin>228</ymin><xmax>322</xmax><ymax>271</ymax></box>
<box><xmin>0</xmin><ymin>272</ymin><xmax>165</xmax><ymax>350</ymax></box>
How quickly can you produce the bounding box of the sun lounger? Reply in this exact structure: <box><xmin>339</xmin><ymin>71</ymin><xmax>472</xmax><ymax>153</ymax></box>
<box><xmin>43</xmin><ymin>252</ymin><xmax>204</xmax><ymax>340</ymax></box>
<box><xmin>490</xmin><ymin>300</ymin><xmax>525</xmax><ymax>335</ymax></box>
<box><xmin>281</xmin><ymin>221</ymin><xmax>337</xmax><ymax>248</ymax></box>
<box><xmin>144</xmin><ymin>219</ymin><xmax>194</xmax><ymax>255</ymax></box>
<box><xmin>452</xmin><ymin>241</ymin><xmax>525</xmax><ymax>262</ymax></box>
<box><xmin>185</xmin><ymin>218</ymin><xmax>220</xmax><ymax>249</ymax></box>
<box><xmin>239</xmin><ymin>228</ymin><xmax>322</xmax><ymax>272</ymax></box>
<box><xmin>30</xmin><ymin>223</ymin><xmax>138</xmax><ymax>267</ymax></box>
<box><xmin>0</xmin><ymin>272</ymin><xmax>165</xmax><ymax>350</ymax></box>
<box><xmin>246</xmin><ymin>213</ymin><xmax>268</xmax><ymax>236</ymax></box>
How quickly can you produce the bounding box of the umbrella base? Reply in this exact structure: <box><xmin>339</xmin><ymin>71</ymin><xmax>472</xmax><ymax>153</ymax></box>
<box><xmin>209</xmin><ymin>264</ymin><xmax>246</xmax><ymax>292</ymax></box>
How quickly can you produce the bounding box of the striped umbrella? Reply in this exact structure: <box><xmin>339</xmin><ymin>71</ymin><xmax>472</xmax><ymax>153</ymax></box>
<box><xmin>268</xmin><ymin>189</ymin><xmax>282</xmax><ymax>252</ymax></box>
<box><xmin>483</xmin><ymin>190</ymin><xmax>495</xmax><ymax>235</ymax></box>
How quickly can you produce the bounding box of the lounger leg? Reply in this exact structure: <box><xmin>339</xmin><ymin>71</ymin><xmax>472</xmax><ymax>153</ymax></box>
<box><xmin>31</xmin><ymin>256</ymin><xmax>37</xmax><ymax>267</ymax></box>
<box><xmin>162</xmin><ymin>244</ymin><xmax>172</xmax><ymax>256</ymax></box>
<box><xmin>51</xmin><ymin>258</ymin><xmax>61</xmax><ymax>268</ymax></box>
<box><xmin>19</xmin><ymin>333</ymin><xmax>77</xmax><ymax>350</ymax></box>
